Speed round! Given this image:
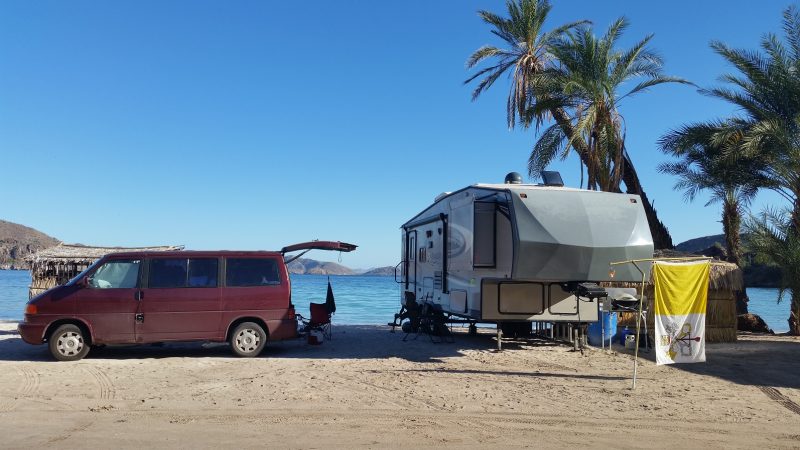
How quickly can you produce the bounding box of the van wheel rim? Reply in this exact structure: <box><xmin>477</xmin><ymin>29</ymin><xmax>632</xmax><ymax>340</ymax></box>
<box><xmin>56</xmin><ymin>331</ymin><xmax>84</xmax><ymax>356</ymax></box>
<box><xmin>235</xmin><ymin>329</ymin><xmax>260</xmax><ymax>353</ymax></box>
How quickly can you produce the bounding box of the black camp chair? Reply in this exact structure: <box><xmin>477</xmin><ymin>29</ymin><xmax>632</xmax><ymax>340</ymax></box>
<box><xmin>298</xmin><ymin>279</ymin><xmax>336</xmax><ymax>340</ymax></box>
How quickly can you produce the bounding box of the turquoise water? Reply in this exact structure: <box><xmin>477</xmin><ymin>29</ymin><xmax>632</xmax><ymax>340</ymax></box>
<box><xmin>0</xmin><ymin>270</ymin><xmax>30</xmax><ymax>321</ymax></box>
<box><xmin>0</xmin><ymin>270</ymin><xmax>791</xmax><ymax>332</ymax></box>
<box><xmin>746</xmin><ymin>287</ymin><xmax>793</xmax><ymax>333</ymax></box>
<box><xmin>0</xmin><ymin>270</ymin><xmax>401</xmax><ymax>326</ymax></box>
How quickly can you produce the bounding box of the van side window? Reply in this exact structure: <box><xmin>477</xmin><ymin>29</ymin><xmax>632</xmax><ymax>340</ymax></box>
<box><xmin>226</xmin><ymin>258</ymin><xmax>281</xmax><ymax>287</ymax></box>
<box><xmin>89</xmin><ymin>259</ymin><xmax>141</xmax><ymax>289</ymax></box>
<box><xmin>188</xmin><ymin>258</ymin><xmax>218</xmax><ymax>287</ymax></box>
<box><xmin>149</xmin><ymin>258</ymin><xmax>188</xmax><ymax>288</ymax></box>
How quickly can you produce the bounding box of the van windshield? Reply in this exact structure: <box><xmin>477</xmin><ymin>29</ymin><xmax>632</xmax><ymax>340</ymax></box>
<box><xmin>66</xmin><ymin>259</ymin><xmax>104</xmax><ymax>286</ymax></box>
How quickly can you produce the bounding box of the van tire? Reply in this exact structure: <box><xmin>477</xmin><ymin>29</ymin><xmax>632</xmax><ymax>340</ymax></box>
<box><xmin>230</xmin><ymin>322</ymin><xmax>267</xmax><ymax>357</ymax></box>
<box><xmin>48</xmin><ymin>324</ymin><xmax>90</xmax><ymax>361</ymax></box>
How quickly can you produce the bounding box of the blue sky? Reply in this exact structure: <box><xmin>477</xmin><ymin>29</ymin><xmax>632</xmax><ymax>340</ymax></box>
<box><xmin>0</xmin><ymin>1</ymin><xmax>791</xmax><ymax>268</ymax></box>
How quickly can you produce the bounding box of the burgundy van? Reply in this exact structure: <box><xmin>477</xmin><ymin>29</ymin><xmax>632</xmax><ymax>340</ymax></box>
<box><xmin>18</xmin><ymin>241</ymin><xmax>356</xmax><ymax>361</ymax></box>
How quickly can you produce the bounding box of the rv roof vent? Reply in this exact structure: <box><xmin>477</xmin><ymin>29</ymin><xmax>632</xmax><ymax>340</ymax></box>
<box><xmin>434</xmin><ymin>192</ymin><xmax>451</xmax><ymax>202</ymax></box>
<box><xmin>504</xmin><ymin>172</ymin><xmax>523</xmax><ymax>184</ymax></box>
<box><xmin>541</xmin><ymin>171</ymin><xmax>564</xmax><ymax>187</ymax></box>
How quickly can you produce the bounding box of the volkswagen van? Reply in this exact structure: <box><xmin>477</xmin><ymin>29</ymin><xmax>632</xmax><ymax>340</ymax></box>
<box><xmin>18</xmin><ymin>241</ymin><xmax>356</xmax><ymax>361</ymax></box>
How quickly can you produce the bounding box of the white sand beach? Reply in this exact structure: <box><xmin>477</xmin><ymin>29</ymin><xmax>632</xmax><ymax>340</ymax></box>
<box><xmin>0</xmin><ymin>322</ymin><xmax>798</xmax><ymax>449</ymax></box>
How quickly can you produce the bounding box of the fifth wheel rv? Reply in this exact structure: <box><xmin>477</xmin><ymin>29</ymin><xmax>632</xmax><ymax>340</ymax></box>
<box><xmin>395</xmin><ymin>172</ymin><xmax>654</xmax><ymax>333</ymax></box>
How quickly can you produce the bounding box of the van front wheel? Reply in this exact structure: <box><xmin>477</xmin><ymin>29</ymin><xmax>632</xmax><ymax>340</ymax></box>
<box><xmin>230</xmin><ymin>322</ymin><xmax>267</xmax><ymax>357</ymax></box>
<box><xmin>48</xmin><ymin>324</ymin><xmax>90</xmax><ymax>361</ymax></box>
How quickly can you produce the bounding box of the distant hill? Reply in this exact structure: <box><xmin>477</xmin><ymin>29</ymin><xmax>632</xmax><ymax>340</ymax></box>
<box><xmin>361</xmin><ymin>266</ymin><xmax>395</xmax><ymax>276</ymax></box>
<box><xmin>287</xmin><ymin>258</ymin><xmax>355</xmax><ymax>275</ymax></box>
<box><xmin>286</xmin><ymin>259</ymin><xmax>395</xmax><ymax>276</ymax></box>
<box><xmin>675</xmin><ymin>233</ymin><xmax>781</xmax><ymax>288</ymax></box>
<box><xmin>0</xmin><ymin>220</ymin><xmax>60</xmax><ymax>269</ymax></box>
<box><xmin>675</xmin><ymin>234</ymin><xmax>726</xmax><ymax>253</ymax></box>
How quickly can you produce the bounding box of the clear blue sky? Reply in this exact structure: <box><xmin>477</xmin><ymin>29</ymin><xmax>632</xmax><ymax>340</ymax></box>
<box><xmin>0</xmin><ymin>1</ymin><xmax>791</xmax><ymax>268</ymax></box>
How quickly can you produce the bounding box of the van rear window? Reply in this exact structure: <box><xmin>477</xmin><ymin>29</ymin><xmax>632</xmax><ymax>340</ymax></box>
<box><xmin>226</xmin><ymin>258</ymin><xmax>281</xmax><ymax>287</ymax></box>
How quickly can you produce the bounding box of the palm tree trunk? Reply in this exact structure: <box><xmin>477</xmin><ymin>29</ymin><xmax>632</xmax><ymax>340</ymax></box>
<box><xmin>722</xmin><ymin>198</ymin><xmax>742</xmax><ymax>267</ymax></box>
<box><xmin>549</xmin><ymin>107</ymin><xmax>673</xmax><ymax>248</ymax></box>
<box><xmin>790</xmin><ymin>294</ymin><xmax>800</xmax><ymax>336</ymax></box>
<box><xmin>620</xmin><ymin>150</ymin><xmax>674</xmax><ymax>249</ymax></box>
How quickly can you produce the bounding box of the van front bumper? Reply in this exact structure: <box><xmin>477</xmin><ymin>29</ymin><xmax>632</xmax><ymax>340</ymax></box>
<box><xmin>18</xmin><ymin>322</ymin><xmax>46</xmax><ymax>345</ymax></box>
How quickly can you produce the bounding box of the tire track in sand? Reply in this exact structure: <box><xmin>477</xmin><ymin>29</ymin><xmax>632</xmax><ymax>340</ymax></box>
<box><xmin>0</xmin><ymin>367</ymin><xmax>40</xmax><ymax>412</ymax></box>
<box><xmin>18</xmin><ymin>366</ymin><xmax>40</xmax><ymax>396</ymax></box>
<box><xmin>759</xmin><ymin>386</ymin><xmax>800</xmax><ymax>416</ymax></box>
<box><xmin>84</xmin><ymin>367</ymin><xmax>116</xmax><ymax>400</ymax></box>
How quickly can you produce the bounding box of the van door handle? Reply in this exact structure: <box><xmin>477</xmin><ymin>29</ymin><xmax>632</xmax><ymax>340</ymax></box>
<box><xmin>135</xmin><ymin>291</ymin><xmax>143</xmax><ymax>301</ymax></box>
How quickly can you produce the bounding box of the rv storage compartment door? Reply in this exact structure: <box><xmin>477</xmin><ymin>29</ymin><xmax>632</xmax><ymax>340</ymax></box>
<box><xmin>481</xmin><ymin>279</ymin><xmax>599</xmax><ymax>322</ymax></box>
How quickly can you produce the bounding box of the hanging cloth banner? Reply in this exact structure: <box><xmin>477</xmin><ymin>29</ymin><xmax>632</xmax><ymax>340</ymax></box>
<box><xmin>653</xmin><ymin>261</ymin><xmax>710</xmax><ymax>365</ymax></box>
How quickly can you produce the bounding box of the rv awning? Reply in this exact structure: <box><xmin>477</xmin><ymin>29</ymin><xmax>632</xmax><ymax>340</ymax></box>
<box><xmin>281</xmin><ymin>241</ymin><xmax>357</xmax><ymax>254</ymax></box>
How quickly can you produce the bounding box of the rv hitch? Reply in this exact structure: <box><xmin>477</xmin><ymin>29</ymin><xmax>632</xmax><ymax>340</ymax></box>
<box><xmin>559</xmin><ymin>282</ymin><xmax>608</xmax><ymax>301</ymax></box>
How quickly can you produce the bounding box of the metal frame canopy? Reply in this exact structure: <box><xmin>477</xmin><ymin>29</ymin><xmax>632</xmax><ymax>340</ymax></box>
<box><xmin>609</xmin><ymin>256</ymin><xmax>713</xmax><ymax>389</ymax></box>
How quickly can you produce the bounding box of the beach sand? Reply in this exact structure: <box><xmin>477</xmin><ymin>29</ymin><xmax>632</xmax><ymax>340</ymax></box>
<box><xmin>0</xmin><ymin>322</ymin><xmax>798</xmax><ymax>449</ymax></box>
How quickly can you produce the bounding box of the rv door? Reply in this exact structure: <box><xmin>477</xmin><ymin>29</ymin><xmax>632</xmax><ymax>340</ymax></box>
<box><xmin>404</xmin><ymin>231</ymin><xmax>417</xmax><ymax>291</ymax></box>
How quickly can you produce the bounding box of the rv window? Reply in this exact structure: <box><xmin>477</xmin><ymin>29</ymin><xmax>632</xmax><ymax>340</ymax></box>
<box><xmin>149</xmin><ymin>258</ymin><xmax>189</xmax><ymax>288</ymax></box>
<box><xmin>226</xmin><ymin>258</ymin><xmax>281</xmax><ymax>287</ymax></box>
<box><xmin>474</xmin><ymin>202</ymin><xmax>496</xmax><ymax>267</ymax></box>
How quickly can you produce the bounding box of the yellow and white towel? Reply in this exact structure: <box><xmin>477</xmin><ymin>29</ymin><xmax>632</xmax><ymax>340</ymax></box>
<box><xmin>653</xmin><ymin>261</ymin><xmax>710</xmax><ymax>365</ymax></box>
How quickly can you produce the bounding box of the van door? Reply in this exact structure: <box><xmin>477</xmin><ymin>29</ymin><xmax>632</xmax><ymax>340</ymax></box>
<box><xmin>76</xmin><ymin>257</ymin><xmax>142</xmax><ymax>344</ymax></box>
<box><xmin>137</xmin><ymin>257</ymin><xmax>222</xmax><ymax>342</ymax></box>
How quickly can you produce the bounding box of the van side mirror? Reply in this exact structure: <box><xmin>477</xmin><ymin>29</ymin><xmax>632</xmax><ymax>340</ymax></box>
<box><xmin>79</xmin><ymin>276</ymin><xmax>90</xmax><ymax>288</ymax></box>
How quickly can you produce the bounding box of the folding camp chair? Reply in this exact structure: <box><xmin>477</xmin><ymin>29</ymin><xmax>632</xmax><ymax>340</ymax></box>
<box><xmin>297</xmin><ymin>278</ymin><xmax>336</xmax><ymax>340</ymax></box>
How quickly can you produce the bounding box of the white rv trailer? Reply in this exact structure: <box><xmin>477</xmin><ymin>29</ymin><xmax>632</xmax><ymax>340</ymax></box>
<box><xmin>398</xmin><ymin>175</ymin><xmax>654</xmax><ymax>327</ymax></box>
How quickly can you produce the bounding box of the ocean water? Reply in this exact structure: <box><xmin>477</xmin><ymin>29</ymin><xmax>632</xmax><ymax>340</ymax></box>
<box><xmin>0</xmin><ymin>270</ymin><xmax>401</xmax><ymax>326</ymax></box>
<box><xmin>0</xmin><ymin>270</ymin><xmax>791</xmax><ymax>332</ymax></box>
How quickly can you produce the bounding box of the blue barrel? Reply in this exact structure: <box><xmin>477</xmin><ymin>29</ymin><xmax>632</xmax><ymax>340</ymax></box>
<box><xmin>587</xmin><ymin>311</ymin><xmax>618</xmax><ymax>346</ymax></box>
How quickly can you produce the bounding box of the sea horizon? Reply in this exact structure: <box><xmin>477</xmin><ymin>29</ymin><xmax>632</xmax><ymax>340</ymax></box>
<box><xmin>0</xmin><ymin>270</ymin><xmax>792</xmax><ymax>333</ymax></box>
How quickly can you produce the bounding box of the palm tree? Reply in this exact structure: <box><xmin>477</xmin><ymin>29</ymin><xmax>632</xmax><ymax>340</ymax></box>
<box><xmin>666</xmin><ymin>6</ymin><xmax>800</xmax><ymax>334</ymax></box>
<box><xmin>703</xmin><ymin>6</ymin><xmax>800</xmax><ymax>232</ymax></box>
<box><xmin>745</xmin><ymin>208</ymin><xmax>800</xmax><ymax>334</ymax></box>
<box><xmin>464</xmin><ymin>0</ymin><xmax>586</xmax><ymax>131</ymax></box>
<box><xmin>527</xmin><ymin>18</ymin><xmax>691</xmax><ymax>193</ymax></box>
<box><xmin>466</xmin><ymin>2</ymin><xmax>684</xmax><ymax>248</ymax></box>
<box><xmin>658</xmin><ymin>122</ymin><xmax>765</xmax><ymax>266</ymax></box>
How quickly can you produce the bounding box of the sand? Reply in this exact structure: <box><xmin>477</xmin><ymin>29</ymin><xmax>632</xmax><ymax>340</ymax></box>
<box><xmin>0</xmin><ymin>322</ymin><xmax>798</xmax><ymax>449</ymax></box>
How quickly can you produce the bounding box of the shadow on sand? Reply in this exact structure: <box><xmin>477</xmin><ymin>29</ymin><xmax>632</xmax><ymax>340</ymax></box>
<box><xmin>613</xmin><ymin>335</ymin><xmax>800</xmax><ymax>390</ymax></box>
<box><xmin>0</xmin><ymin>325</ymin><xmax>560</xmax><ymax>364</ymax></box>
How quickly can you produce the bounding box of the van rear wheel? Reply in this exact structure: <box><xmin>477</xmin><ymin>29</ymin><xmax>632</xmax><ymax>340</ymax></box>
<box><xmin>230</xmin><ymin>322</ymin><xmax>267</xmax><ymax>357</ymax></box>
<box><xmin>48</xmin><ymin>324</ymin><xmax>90</xmax><ymax>361</ymax></box>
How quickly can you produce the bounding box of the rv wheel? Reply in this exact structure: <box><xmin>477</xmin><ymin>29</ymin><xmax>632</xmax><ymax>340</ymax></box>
<box><xmin>230</xmin><ymin>322</ymin><xmax>267</xmax><ymax>357</ymax></box>
<box><xmin>48</xmin><ymin>324</ymin><xmax>90</xmax><ymax>361</ymax></box>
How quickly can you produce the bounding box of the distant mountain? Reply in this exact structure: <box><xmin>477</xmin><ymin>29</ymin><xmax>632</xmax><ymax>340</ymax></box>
<box><xmin>286</xmin><ymin>258</ymin><xmax>395</xmax><ymax>276</ymax></box>
<box><xmin>0</xmin><ymin>220</ymin><xmax>60</xmax><ymax>269</ymax></box>
<box><xmin>675</xmin><ymin>234</ymin><xmax>726</xmax><ymax>253</ymax></box>
<box><xmin>675</xmin><ymin>233</ymin><xmax>781</xmax><ymax>288</ymax></box>
<box><xmin>361</xmin><ymin>266</ymin><xmax>395</xmax><ymax>276</ymax></box>
<box><xmin>287</xmin><ymin>258</ymin><xmax>355</xmax><ymax>275</ymax></box>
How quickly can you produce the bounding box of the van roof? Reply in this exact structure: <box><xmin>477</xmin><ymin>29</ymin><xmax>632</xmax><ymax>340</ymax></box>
<box><xmin>105</xmin><ymin>250</ymin><xmax>283</xmax><ymax>259</ymax></box>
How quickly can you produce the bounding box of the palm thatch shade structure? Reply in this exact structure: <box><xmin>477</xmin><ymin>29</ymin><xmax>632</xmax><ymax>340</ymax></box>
<box><xmin>27</xmin><ymin>244</ymin><xmax>184</xmax><ymax>298</ymax></box>
<box><xmin>609</xmin><ymin>260</ymin><xmax>744</xmax><ymax>343</ymax></box>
